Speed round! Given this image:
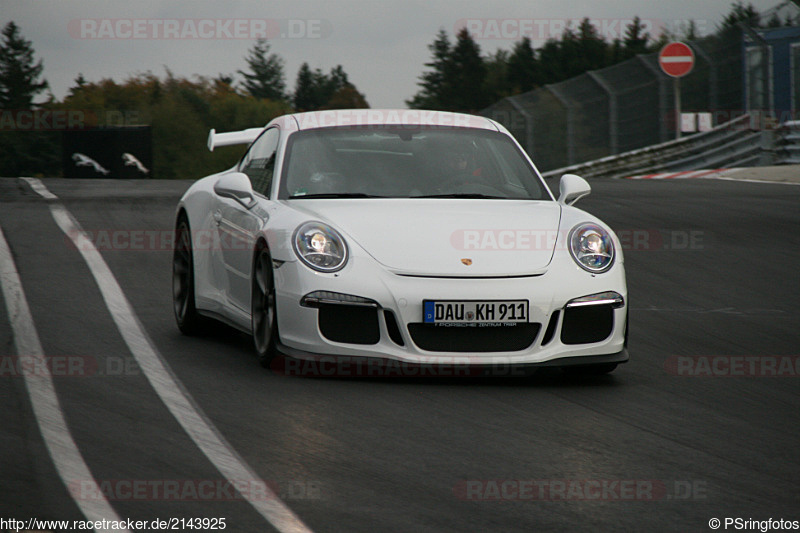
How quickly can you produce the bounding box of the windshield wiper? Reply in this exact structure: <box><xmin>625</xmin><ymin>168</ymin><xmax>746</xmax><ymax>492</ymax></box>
<box><xmin>410</xmin><ymin>193</ymin><xmax>506</xmax><ymax>199</ymax></box>
<box><xmin>288</xmin><ymin>192</ymin><xmax>385</xmax><ymax>199</ymax></box>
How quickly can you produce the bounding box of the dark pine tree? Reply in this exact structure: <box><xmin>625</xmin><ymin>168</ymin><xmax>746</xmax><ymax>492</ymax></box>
<box><xmin>507</xmin><ymin>37</ymin><xmax>538</xmax><ymax>94</ymax></box>
<box><xmin>238</xmin><ymin>39</ymin><xmax>287</xmax><ymax>101</ymax></box>
<box><xmin>622</xmin><ymin>17</ymin><xmax>650</xmax><ymax>59</ymax></box>
<box><xmin>447</xmin><ymin>28</ymin><xmax>489</xmax><ymax>112</ymax></box>
<box><xmin>406</xmin><ymin>29</ymin><xmax>453</xmax><ymax>110</ymax></box>
<box><xmin>0</xmin><ymin>21</ymin><xmax>48</xmax><ymax>109</ymax></box>
<box><xmin>484</xmin><ymin>49</ymin><xmax>512</xmax><ymax>102</ymax></box>
<box><xmin>577</xmin><ymin>18</ymin><xmax>609</xmax><ymax>72</ymax></box>
<box><xmin>293</xmin><ymin>62</ymin><xmax>334</xmax><ymax>111</ymax></box>
<box><xmin>293</xmin><ymin>63</ymin><xmax>367</xmax><ymax>111</ymax></box>
<box><xmin>0</xmin><ymin>21</ymin><xmax>59</xmax><ymax>178</ymax></box>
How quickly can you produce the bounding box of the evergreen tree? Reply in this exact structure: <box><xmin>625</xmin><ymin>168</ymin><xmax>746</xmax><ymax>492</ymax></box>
<box><xmin>622</xmin><ymin>17</ymin><xmax>650</xmax><ymax>59</ymax></box>
<box><xmin>292</xmin><ymin>63</ymin><xmax>366</xmax><ymax>111</ymax></box>
<box><xmin>318</xmin><ymin>65</ymin><xmax>368</xmax><ymax>109</ymax></box>
<box><xmin>215</xmin><ymin>74</ymin><xmax>234</xmax><ymax>87</ymax></box>
<box><xmin>558</xmin><ymin>24</ymin><xmax>585</xmax><ymax>80</ymax></box>
<box><xmin>448</xmin><ymin>28</ymin><xmax>489</xmax><ymax>111</ymax></box>
<box><xmin>212</xmin><ymin>74</ymin><xmax>236</xmax><ymax>97</ymax></box>
<box><xmin>73</xmin><ymin>73</ymin><xmax>87</xmax><ymax>89</ymax></box>
<box><xmin>720</xmin><ymin>2</ymin><xmax>761</xmax><ymax>31</ymax></box>
<box><xmin>67</xmin><ymin>73</ymin><xmax>87</xmax><ymax>99</ymax></box>
<box><xmin>406</xmin><ymin>29</ymin><xmax>452</xmax><ymax>109</ymax></box>
<box><xmin>609</xmin><ymin>38</ymin><xmax>625</xmax><ymax>64</ymax></box>
<box><xmin>0</xmin><ymin>22</ymin><xmax>57</xmax><ymax>178</ymax></box>
<box><xmin>0</xmin><ymin>21</ymin><xmax>48</xmax><ymax>109</ymax></box>
<box><xmin>537</xmin><ymin>38</ymin><xmax>565</xmax><ymax>85</ymax></box>
<box><xmin>407</xmin><ymin>28</ymin><xmax>490</xmax><ymax>112</ymax></box>
<box><xmin>238</xmin><ymin>39</ymin><xmax>286</xmax><ymax>101</ymax></box>
<box><xmin>325</xmin><ymin>85</ymin><xmax>369</xmax><ymax>109</ymax></box>
<box><xmin>507</xmin><ymin>37</ymin><xmax>538</xmax><ymax>94</ymax></box>
<box><xmin>484</xmin><ymin>49</ymin><xmax>512</xmax><ymax>101</ymax></box>
<box><xmin>293</xmin><ymin>62</ymin><xmax>322</xmax><ymax>111</ymax></box>
<box><xmin>576</xmin><ymin>18</ymin><xmax>609</xmax><ymax>72</ymax></box>
<box><xmin>327</xmin><ymin>65</ymin><xmax>349</xmax><ymax>94</ymax></box>
<box><xmin>681</xmin><ymin>20</ymin><xmax>701</xmax><ymax>42</ymax></box>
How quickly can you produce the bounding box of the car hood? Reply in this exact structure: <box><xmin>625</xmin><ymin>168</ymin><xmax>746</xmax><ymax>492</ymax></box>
<box><xmin>288</xmin><ymin>199</ymin><xmax>562</xmax><ymax>277</ymax></box>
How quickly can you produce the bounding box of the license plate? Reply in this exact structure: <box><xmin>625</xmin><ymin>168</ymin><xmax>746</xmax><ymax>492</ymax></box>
<box><xmin>423</xmin><ymin>300</ymin><xmax>529</xmax><ymax>325</ymax></box>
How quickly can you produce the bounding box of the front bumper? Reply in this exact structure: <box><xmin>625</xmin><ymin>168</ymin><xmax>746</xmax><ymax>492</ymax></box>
<box><xmin>272</xmin><ymin>250</ymin><xmax>628</xmax><ymax>367</ymax></box>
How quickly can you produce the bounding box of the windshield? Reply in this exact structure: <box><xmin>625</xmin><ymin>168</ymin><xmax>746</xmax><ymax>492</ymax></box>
<box><xmin>278</xmin><ymin>126</ymin><xmax>550</xmax><ymax>200</ymax></box>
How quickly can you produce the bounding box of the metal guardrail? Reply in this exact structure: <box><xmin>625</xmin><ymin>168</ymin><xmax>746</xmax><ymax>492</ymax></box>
<box><xmin>776</xmin><ymin>120</ymin><xmax>800</xmax><ymax>164</ymax></box>
<box><xmin>541</xmin><ymin>114</ymin><xmax>778</xmax><ymax>180</ymax></box>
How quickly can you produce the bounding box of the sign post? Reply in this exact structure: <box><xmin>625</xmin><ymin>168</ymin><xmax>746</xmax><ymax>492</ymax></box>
<box><xmin>659</xmin><ymin>42</ymin><xmax>695</xmax><ymax>139</ymax></box>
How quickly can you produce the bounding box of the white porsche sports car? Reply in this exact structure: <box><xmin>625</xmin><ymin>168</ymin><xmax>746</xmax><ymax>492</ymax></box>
<box><xmin>173</xmin><ymin>109</ymin><xmax>628</xmax><ymax>374</ymax></box>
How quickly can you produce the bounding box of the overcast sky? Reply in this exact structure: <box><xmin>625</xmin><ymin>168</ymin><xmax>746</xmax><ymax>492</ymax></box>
<box><xmin>1</xmin><ymin>0</ymin><xmax>762</xmax><ymax>109</ymax></box>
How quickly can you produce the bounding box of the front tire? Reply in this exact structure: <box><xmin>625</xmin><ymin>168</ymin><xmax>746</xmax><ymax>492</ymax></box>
<box><xmin>173</xmin><ymin>216</ymin><xmax>204</xmax><ymax>335</ymax></box>
<box><xmin>252</xmin><ymin>244</ymin><xmax>278</xmax><ymax>367</ymax></box>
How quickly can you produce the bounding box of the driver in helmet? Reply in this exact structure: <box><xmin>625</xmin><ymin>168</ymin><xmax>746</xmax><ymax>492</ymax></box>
<box><xmin>439</xmin><ymin>143</ymin><xmax>484</xmax><ymax>192</ymax></box>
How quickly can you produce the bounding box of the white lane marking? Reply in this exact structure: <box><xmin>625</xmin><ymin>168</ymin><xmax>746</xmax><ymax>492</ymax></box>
<box><xmin>0</xmin><ymin>226</ymin><xmax>127</xmax><ymax>532</ymax></box>
<box><xmin>23</xmin><ymin>178</ymin><xmax>312</xmax><ymax>533</ymax></box>
<box><xmin>20</xmin><ymin>176</ymin><xmax>58</xmax><ymax>199</ymax></box>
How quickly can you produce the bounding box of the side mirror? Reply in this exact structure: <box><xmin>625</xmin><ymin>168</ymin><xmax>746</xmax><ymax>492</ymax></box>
<box><xmin>214</xmin><ymin>172</ymin><xmax>256</xmax><ymax>209</ymax></box>
<box><xmin>558</xmin><ymin>174</ymin><xmax>591</xmax><ymax>206</ymax></box>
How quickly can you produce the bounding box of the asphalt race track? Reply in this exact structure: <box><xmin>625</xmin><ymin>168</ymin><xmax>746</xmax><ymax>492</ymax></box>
<box><xmin>1</xmin><ymin>176</ymin><xmax>798</xmax><ymax>532</ymax></box>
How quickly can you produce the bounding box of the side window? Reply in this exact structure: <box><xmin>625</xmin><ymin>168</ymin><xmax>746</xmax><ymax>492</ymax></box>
<box><xmin>240</xmin><ymin>128</ymin><xmax>279</xmax><ymax>197</ymax></box>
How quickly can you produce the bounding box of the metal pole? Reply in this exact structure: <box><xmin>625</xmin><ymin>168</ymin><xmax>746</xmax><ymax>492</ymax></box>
<box><xmin>675</xmin><ymin>77</ymin><xmax>682</xmax><ymax>140</ymax></box>
<box><xmin>587</xmin><ymin>70</ymin><xmax>617</xmax><ymax>155</ymax></box>
<box><xmin>638</xmin><ymin>55</ymin><xmax>669</xmax><ymax>143</ymax></box>
<box><xmin>547</xmin><ymin>85</ymin><xmax>576</xmax><ymax>166</ymax></box>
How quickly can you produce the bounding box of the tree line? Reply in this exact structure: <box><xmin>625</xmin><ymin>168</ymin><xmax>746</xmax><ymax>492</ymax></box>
<box><xmin>0</xmin><ymin>2</ymin><xmax>785</xmax><ymax>177</ymax></box>
<box><xmin>0</xmin><ymin>28</ymin><xmax>368</xmax><ymax>178</ymax></box>
<box><xmin>406</xmin><ymin>2</ymin><xmax>780</xmax><ymax>112</ymax></box>
<box><xmin>407</xmin><ymin>19</ymin><xmax>651</xmax><ymax>112</ymax></box>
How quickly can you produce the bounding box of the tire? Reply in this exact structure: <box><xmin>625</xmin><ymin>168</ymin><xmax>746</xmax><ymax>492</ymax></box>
<box><xmin>252</xmin><ymin>243</ymin><xmax>278</xmax><ymax>367</ymax></box>
<box><xmin>172</xmin><ymin>215</ymin><xmax>205</xmax><ymax>335</ymax></box>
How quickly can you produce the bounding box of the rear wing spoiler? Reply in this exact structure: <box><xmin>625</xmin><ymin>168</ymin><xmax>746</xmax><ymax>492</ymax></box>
<box><xmin>207</xmin><ymin>127</ymin><xmax>263</xmax><ymax>152</ymax></box>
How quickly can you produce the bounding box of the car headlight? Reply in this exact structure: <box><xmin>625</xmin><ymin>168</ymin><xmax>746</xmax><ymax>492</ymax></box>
<box><xmin>569</xmin><ymin>223</ymin><xmax>614</xmax><ymax>273</ymax></box>
<box><xmin>293</xmin><ymin>222</ymin><xmax>348</xmax><ymax>272</ymax></box>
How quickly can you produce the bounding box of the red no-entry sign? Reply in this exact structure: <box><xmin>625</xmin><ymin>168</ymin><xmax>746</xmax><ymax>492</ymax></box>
<box><xmin>659</xmin><ymin>42</ymin><xmax>695</xmax><ymax>78</ymax></box>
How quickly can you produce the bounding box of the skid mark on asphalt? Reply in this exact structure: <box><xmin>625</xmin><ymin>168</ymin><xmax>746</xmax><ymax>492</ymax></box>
<box><xmin>0</xmin><ymin>225</ymin><xmax>127</xmax><ymax>530</ymax></box>
<box><xmin>20</xmin><ymin>177</ymin><xmax>313</xmax><ymax>533</ymax></box>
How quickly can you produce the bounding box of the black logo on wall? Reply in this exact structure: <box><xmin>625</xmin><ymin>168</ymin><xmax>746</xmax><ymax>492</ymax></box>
<box><xmin>62</xmin><ymin>126</ymin><xmax>153</xmax><ymax>178</ymax></box>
